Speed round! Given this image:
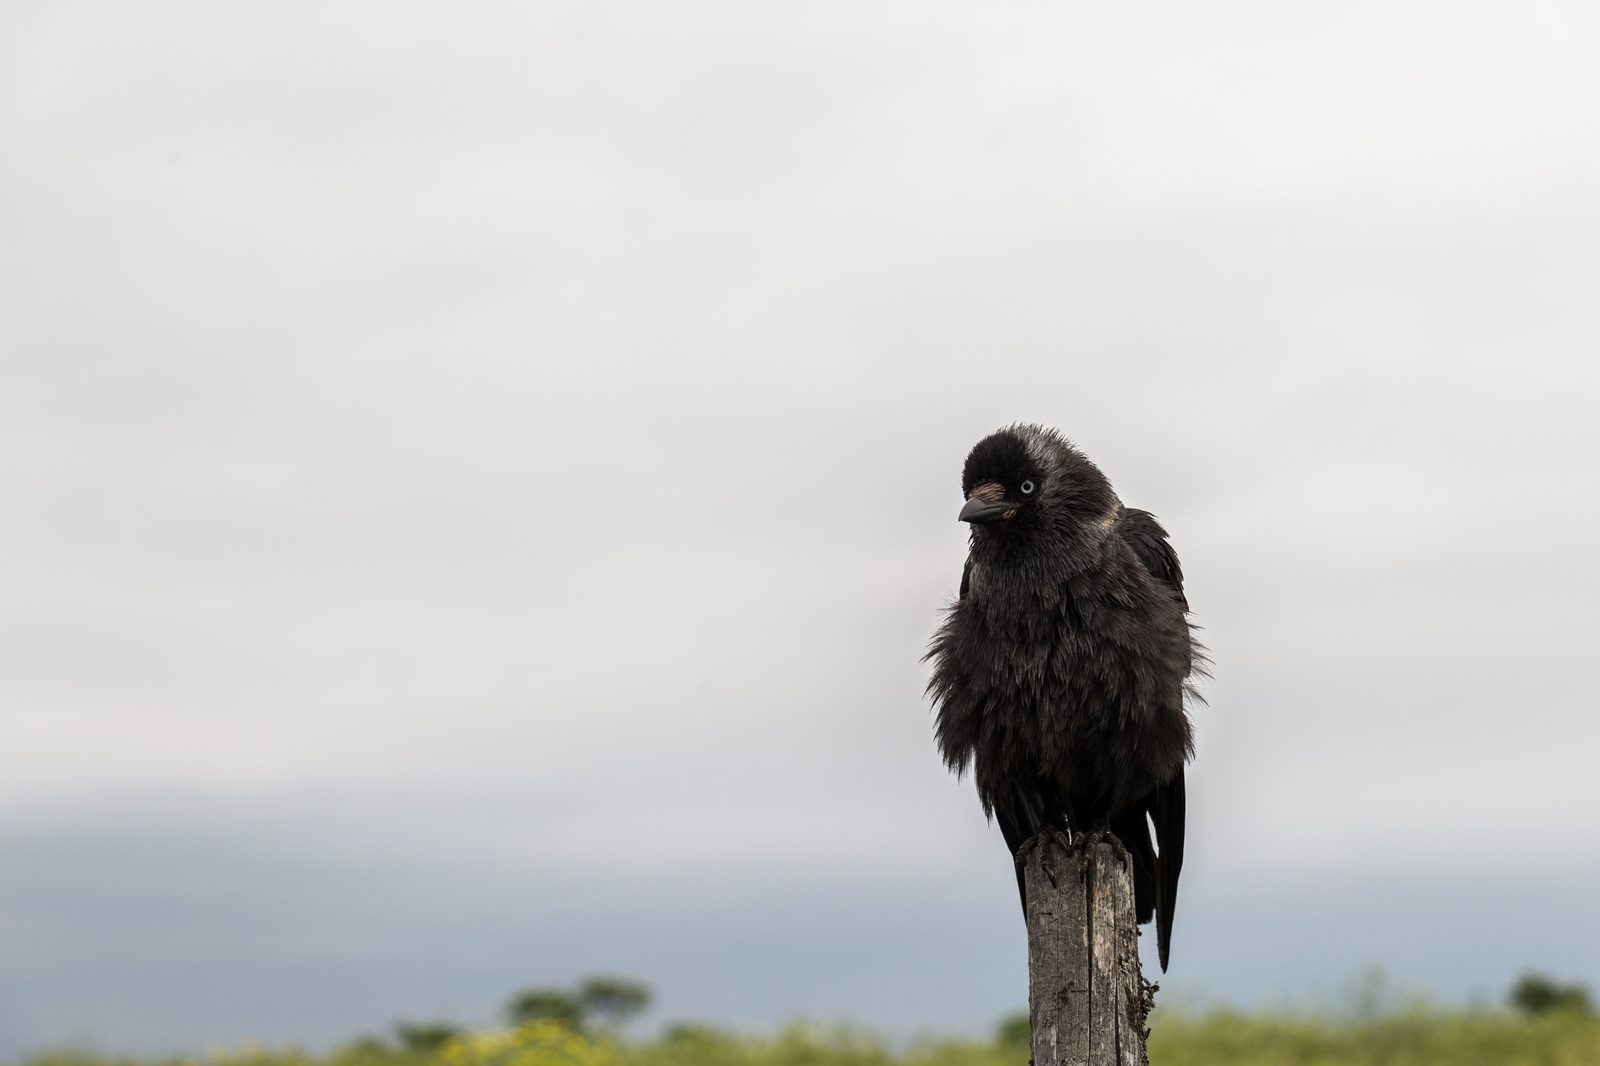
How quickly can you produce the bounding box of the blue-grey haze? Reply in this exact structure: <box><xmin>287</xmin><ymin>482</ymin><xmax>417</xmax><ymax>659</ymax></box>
<box><xmin>4</xmin><ymin>791</ymin><xmax>1597</xmax><ymax>1056</ymax></box>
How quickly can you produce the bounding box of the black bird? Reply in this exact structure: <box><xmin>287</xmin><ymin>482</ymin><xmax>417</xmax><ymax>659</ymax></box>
<box><xmin>926</xmin><ymin>425</ymin><xmax>1200</xmax><ymax>971</ymax></box>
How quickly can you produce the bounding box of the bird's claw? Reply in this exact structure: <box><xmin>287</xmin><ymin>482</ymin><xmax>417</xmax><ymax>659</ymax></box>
<box><xmin>1071</xmin><ymin>817</ymin><xmax>1115</xmax><ymax>858</ymax></box>
<box><xmin>1015</xmin><ymin>829</ymin><xmax>1072</xmax><ymax>889</ymax></box>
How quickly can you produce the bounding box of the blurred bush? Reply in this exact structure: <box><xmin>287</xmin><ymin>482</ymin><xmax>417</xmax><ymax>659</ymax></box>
<box><xmin>574</xmin><ymin>980</ymin><xmax>652</xmax><ymax>1030</ymax></box>
<box><xmin>1509</xmin><ymin>973</ymin><xmax>1594</xmax><ymax>1016</ymax></box>
<box><xmin>990</xmin><ymin>1014</ymin><xmax>1028</xmax><ymax>1055</ymax></box>
<box><xmin>507</xmin><ymin>978</ymin><xmax>652</xmax><ymax>1034</ymax></box>
<box><xmin>438</xmin><ymin>1022</ymin><xmax>619</xmax><ymax>1066</ymax></box>
<box><xmin>395</xmin><ymin>1025</ymin><xmax>461</xmax><ymax>1053</ymax></box>
<box><xmin>1144</xmin><ymin>1004</ymin><xmax>1600</xmax><ymax>1066</ymax></box>
<box><xmin>505</xmin><ymin>996</ymin><xmax>587</xmax><ymax>1033</ymax></box>
<box><xmin>17</xmin><ymin>974</ymin><xmax>1600</xmax><ymax>1066</ymax></box>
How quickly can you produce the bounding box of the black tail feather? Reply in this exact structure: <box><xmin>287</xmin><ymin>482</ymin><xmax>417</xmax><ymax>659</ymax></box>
<box><xmin>1151</xmin><ymin>770</ymin><xmax>1186</xmax><ymax>972</ymax></box>
<box><xmin>1109</xmin><ymin>806</ymin><xmax>1157</xmax><ymax>925</ymax></box>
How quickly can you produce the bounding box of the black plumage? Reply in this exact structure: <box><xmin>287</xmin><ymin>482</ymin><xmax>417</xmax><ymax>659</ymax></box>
<box><xmin>926</xmin><ymin>425</ymin><xmax>1201</xmax><ymax>971</ymax></box>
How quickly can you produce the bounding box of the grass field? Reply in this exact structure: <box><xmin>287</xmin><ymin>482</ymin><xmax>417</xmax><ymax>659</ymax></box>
<box><xmin>21</xmin><ymin>1003</ymin><xmax>1600</xmax><ymax>1066</ymax></box>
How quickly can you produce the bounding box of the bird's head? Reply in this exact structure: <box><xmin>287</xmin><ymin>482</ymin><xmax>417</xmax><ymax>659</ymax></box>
<box><xmin>959</xmin><ymin>424</ymin><xmax>1120</xmax><ymax>544</ymax></box>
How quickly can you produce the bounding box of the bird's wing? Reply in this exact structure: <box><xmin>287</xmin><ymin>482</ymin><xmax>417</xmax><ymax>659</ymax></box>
<box><xmin>1121</xmin><ymin>508</ymin><xmax>1190</xmax><ymax>969</ymax></box>
<box><xmin>1151</xmin><ymin>769</ymin><xmax>1185</xmax><ymax>972</ymax></box>
<box><xmin>959</xmin><ymin>555</ymin><xmax>973</xmax><ymax>599</ymax></box>
<box><xmin>1120</xmin><ymin>508</ymin><xmax>1187</xmax><ymax>611</ymax></box>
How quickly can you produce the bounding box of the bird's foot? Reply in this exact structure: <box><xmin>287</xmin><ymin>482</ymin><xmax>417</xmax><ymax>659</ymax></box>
<box><xmin>1014</xmin><ymin>828</ymin><xmax>1072</xmax><ymax>888</ymax></box>
<box><xmin>1070</xmin><ymin>817</ymin><xmax>1114</xmax><ymax>858</ymax></box>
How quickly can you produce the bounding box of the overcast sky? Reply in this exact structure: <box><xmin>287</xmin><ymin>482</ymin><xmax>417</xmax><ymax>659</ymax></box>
<box><xmin>3</xmin><ymin>0</ymin><xmax>1599</xmax><ymax>1056</ymax></box>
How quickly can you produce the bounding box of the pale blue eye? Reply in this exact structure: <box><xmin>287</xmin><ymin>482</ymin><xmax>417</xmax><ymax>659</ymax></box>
<box><xmin>1020</xmin><ymin>481</ymin><xmax>1035</xmax><ymax>494</ymax></box>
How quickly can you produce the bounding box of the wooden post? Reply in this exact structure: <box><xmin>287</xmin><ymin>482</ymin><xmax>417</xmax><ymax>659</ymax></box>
<box><xmin>1023</xmin><ymin>829</ymin><xmax>1156</xmax><ymax>1066</ymax></box>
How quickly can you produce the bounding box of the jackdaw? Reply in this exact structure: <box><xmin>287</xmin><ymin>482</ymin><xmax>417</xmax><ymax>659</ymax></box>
<box><xmin>926</xmin><ymin>424</ymin><xmax>1200</xmax><ymax>970</ymax></box>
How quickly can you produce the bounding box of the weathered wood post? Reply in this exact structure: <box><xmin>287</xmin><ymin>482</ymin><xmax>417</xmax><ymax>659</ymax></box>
<box><xmin>1022</xmin><ymin>829</ymin><xmax>1155</xmax><ymax>1066</ymax></box>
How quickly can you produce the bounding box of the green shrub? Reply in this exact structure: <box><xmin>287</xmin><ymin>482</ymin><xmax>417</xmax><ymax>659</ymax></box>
<box><xmin>1510</xmin><ymin>973</ymin><xmax>1594</xmax><ymax>1017</ymax></box>
<box><xmin>17</xmin><ymin>1002</ymin><xmax>1600</xmax><ymax>1066</ymax></box>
